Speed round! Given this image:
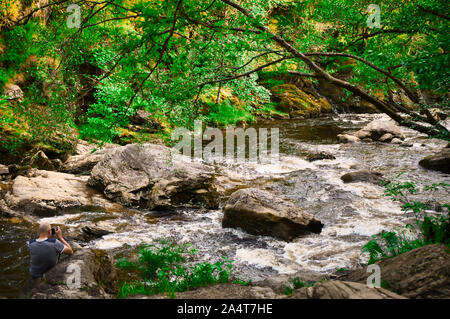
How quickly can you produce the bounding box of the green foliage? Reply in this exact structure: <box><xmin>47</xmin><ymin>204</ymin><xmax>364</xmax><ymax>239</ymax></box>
<box><xmin>200</xmin><ymin>100</ymin><xmax>255</xmax><ymax>127</ymax></box>
<box><xmin>362</xmin><ymin>179</ymin><xmax>450</xmax><ymax>265</ymax></box>
<box><xmin>115</xmin><ymin>238</ymin><xmax>237</xmax><ymax>298</ymax></box>
<box><xmin>1</xmin><ymin>0</ymin><xmax>449</xmax><ymax>152</ymax></box>
<box><xmin>283</xmin><ymin>277</ymin><xmax>315</xmax><ymax>296</ymax></box>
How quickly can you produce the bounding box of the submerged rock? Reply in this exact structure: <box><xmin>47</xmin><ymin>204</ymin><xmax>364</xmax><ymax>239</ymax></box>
<box><xmin>3</xmin><ymin>170</ymin><xmax>122</xmax><ymax>217</ymax></box>
<box><xmin>88</xmin><ymin>143</ymin><xmax>220</xmax><ymax>210</ymax></box>
<box><xmin>340</xmin><ymin>170</ymin><xmax>384</xmax><ymax>185</ymax></box>
<box><xmin>306</xmin><ymin>151</ymin><xmax>336</xmax><ymax>162</ymax></box>
<box><xmin>222</xmin><ymin>188</ymin><xmax>323</xmax><ymax>241</ymax></box>
<box><xmin>291</xmin><ymin>281</ymin><xmax>405</xmax><ymax>299</ymax></box>
<box><xmin>22</xmin><ymin>249</ymin><xmax>117</xmax><ymax>299</ymax></box>
<box><xmin>339</xmin><ymin>244</ymin><xmax>450</xmax><ymax>299</ymax></box>
<box><xmin>419</xmin><ymin>148</ymin><xmax>450</xmax><ymax>174</ymax></box>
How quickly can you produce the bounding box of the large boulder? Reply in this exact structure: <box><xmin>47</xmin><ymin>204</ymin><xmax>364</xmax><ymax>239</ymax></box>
<box><xmin>22</xmin><ymin>249</ymin><xmax>117</xmax><ymax>299</ymax></box>
<box><xmin>354</xmin><ymin>118</ymin><xmax>405</xmax><ymax>141</ymax></box>
<box><xmin>88</xmin><ymin>143</ymin><xmax>220</xmax><ymax>210</ymax></box>
<box><xmin>338</xmin><ymin>244</ymin><xmax>450</xmax><ymax>299</ymax></box>
<box><xmin>63</xmin><ymin>141</ymin><xmax>119</xmax><ymax>174</ymax></box>
<box><xmin>419</xmin><ymin>148</ymin><xmax>450</xmax><ymax>174</ymax></box>
<box><xmin>222</xmin><ymin>188</ymin><xmax>323</xmax><ymax>241</ymax></box>
<box><xmin>3</xmin><ymin>169</ymin><xmax>122</xmax><ymax>217</ymax></box>
<box><xmin>291</xmin><ymin>281</ymin><xmax>406</xmax><ymax>299</ymax></box>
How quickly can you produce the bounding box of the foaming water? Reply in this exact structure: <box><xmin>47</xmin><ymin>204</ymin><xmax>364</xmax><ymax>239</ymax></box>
<box><xmin>1</xmin><ymin>114</ymin><xmax>449</xmax><ymax>297</ymax></box>
<box><xmin>74</xmin><ymin>115</ymin><xmax>450</xmax><ymax>279</ymax></box>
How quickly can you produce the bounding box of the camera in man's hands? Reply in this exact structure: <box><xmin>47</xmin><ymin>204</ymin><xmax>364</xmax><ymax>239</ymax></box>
<box><xmin>51</xmin><ymin>226</ymin><xmax>59</xmax><ymax>237</ymax></box>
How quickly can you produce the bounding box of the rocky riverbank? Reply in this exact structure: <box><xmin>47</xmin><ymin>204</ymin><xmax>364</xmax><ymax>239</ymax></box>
<box><xmin>1</xmin><ymin>114</ymin><xmax>449</xmax><ymax>299</ymax></box>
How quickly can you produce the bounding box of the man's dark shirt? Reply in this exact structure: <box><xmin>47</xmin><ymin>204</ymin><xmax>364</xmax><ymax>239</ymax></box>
<box><xmin>28</xmin><ymin>238</ymin><xmax>65</xmax><ymax>278</ymax></box>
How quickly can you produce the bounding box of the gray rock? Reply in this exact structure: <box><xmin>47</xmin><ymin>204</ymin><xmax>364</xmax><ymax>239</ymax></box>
<box><xmin>340</xmin><ymin>170</ymin><xmax>384</xmax><ymax>185</ymax></box>
<box><xmin>379</xmin><ymin>133</ymin><xmax>393</xmax><ymax>143</ymax></box>
<box><xmin>63</xmin><ymin>142</ymin><xmax>118</xmax><ymax>174</ymax></box>
<box><xmin>337</xmin><ymin>134</ymin><xmax>360</xmax><ymax>144</ymax></box>
<box><xmin>306</xmin><ymin>151</ymin><xmax>336</xmax><ymax>162</ymax></box>
<box><xmin>338</xmin><ymin>244</ymin><xmax>450</xmax><ymax>299</ymax></box>
<box><xmin>0</xmin><ymin>164</ymin><xmax>9</xmax><ymax>175</ymax></box>
<box><xmin>29</xmin><ymin>151</ymin><xmax>56</xmax><ymax>171</ymax></box>
<box><xmin>354</xmin><ymin>118</ymin><xmax>405</xmax><ymax>141</ymax></box>
<box><xmin>291</xmin><ymin>280</ymin><xmax>406</xmax><ymax>299</ymax></box>
<box><xmin>134</xmin><ymin>283</ymin><xmax>283</xmax><ymax>299</ymax></box>
<box><xmin>22</xmin><ymin>249</ymin><xmax>117</xmax><ymax>299</ymax></box>
<box><xmin>222</xmin><ymin>188</ymin><xmax>323</xmax><ymax>241</ymax></box>
<box><xmin>254</xmin><ymin>271</ymin><xmax>328</xmax><ymax>294</ymax></box>
<box><xmin>419</xmin><ymin>148</ymin><xmax>450</xmax><ymax>174</ymax></box>
<box><xmin>88</xmin><ymin>143</ymin><xmax>219</xmax><ymax>210</ymax></box>
<box><xmin>4</xmin><ymin>170</ymin><xmax>122</xmax><ymax>217</ymax></box>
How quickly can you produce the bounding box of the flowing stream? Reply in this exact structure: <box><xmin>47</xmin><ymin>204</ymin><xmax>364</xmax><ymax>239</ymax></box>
<box><xmin>1</xmin><ymin>113</ymin><xmax>449</xmax><ymax>298</ymax></box>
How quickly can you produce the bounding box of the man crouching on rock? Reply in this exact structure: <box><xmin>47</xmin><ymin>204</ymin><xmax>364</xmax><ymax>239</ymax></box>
<box><xmin>21</xmin><ymin>222</ymin><xmax>73</xmax><ymax>298</ymax></box>
<box><xmin>28</xmin><ymin>222</ymin><xmax>73</xmax><ymax>279</ymax></box>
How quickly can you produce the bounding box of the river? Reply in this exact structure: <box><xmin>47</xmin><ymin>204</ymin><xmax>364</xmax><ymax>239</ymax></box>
<box><xmin>1</xmin><ymin>113</ymin><xmax>449</xmax><ymax>298</ymax></box>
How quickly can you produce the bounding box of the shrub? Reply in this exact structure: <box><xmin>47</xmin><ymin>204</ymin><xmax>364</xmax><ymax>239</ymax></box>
<box><xmin>115</xmin><ymin>238</ymin><xmax>237</xmax><ymax>298</ymax></box>
<box><xmin>362</xmin><ymin>178</ymin><xmax>450</xmax><ymax>265</ymax></box>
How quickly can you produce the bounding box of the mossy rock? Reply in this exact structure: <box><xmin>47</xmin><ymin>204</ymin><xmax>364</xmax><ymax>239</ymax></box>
<box><xmin>269</xmin><ymin>84</ymin><xmax>332</xmax><ymax>117</ymax></box>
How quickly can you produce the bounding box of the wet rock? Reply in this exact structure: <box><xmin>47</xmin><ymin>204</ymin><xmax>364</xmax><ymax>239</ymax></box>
<box><xmin>419</xmin><ymin>148</ymin><xmax>450</xmax><ymax>174</ymax></box>
<box><xmin>354</xmin><ymin>118</ymin><xmax>405</xmax><ymax>141</ymax></box>
<box><xmin>339</xmin><ymin>244</ymin><xmax>450</xmax><ymax>299</ymax></box>
<box><xmin>3</xmin><ymin>170</ymin><xmax>122</xmax><ymax>217</ymax></box>
<box><xmin>88</xmin><ymin>143</ymin><xmax>220</xmax><ymax>210</ymax></box>
<box><xmin>306</xmin><ymin>151</ymin><xmax>336</xmax><ymax>162</ymax></box>
<box><xmin>3</xmin><ymin>83</ymin><xmax>23</xmax><ymax>100</ymax></box>
<box><xmin>340</xmin><ymin>170</ymin><xmax>384</xmax><ymax>185</ymax></box>
<box><xmin>291</xmin><ymin>281</ymin><xmax>405</xmax><ymax>299</ymax></box>
<box><xmin>379</xmin><ymin>133</ymin><xmax>393</xmax><ymax>143</ymax></box>
<box><xmin>337</xmin><ymin>134</ymin><xmax>360</xmax><ymax>144</ymax></box>
<box><xmin>222</xmin><ymin>188</ymin><xmax>323</xmax><ymax>241</ymax></box>
<box><xmin>73</xmin><ymin>226</ymin><xmax>112</xmax><ymax>242</ymax></box>
<box><xmin>22</xmin><ymin>248</ymin><xmax>117</xmax><ymax>299</ymax></box>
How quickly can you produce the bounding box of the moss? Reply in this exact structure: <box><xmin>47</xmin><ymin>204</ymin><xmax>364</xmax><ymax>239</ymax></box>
<box><xmin>115</xmin><ymin>130</ymin><xmax>166</xmax><ymax>145</ymax></box>
<box><xmin>0</xmin><ymin>99</ymin><xmax>77</xmax><ymax>163</ymax></box>
<box><xmin>269</xmin><ymin>84</ymin><xmax>332</xmax><ymax>117</ymax></box>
